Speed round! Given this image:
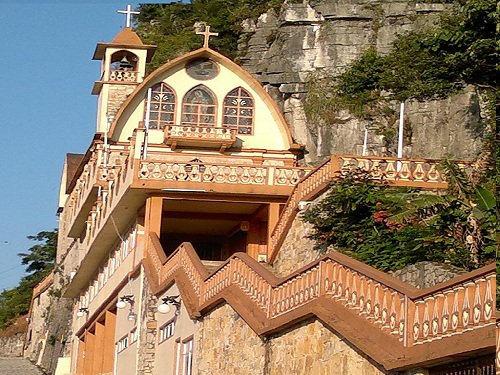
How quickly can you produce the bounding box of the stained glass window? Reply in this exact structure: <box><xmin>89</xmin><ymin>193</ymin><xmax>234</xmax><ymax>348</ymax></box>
<box><xmin>146</xmin><ymin>83</ymin><xmax>176</xmax><ymax>130</ymax></box>
<box><xmin>223</xmin><ymin>87</ymin><xmax>254</xmax><ymax>135</ymax></box>
<box><xmin>181</xmin><ymin>86</ymin><xmax>216</xmax><ymax>127</ymax></box>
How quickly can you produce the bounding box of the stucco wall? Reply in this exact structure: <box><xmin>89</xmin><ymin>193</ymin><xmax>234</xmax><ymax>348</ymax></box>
<box><xmin>153</xmin><ymin>284</ymin><xmax>196</xmax><ymax>375</ymax></box>
<box><xmin>114</xmin><ymin>274</ymin><xmax>141</xmax><ymax>375</ymax></box>
<box><xmin>113</xmin><ymin>56</ymin><xmax>292</xmax><ymax>152</ymax></box>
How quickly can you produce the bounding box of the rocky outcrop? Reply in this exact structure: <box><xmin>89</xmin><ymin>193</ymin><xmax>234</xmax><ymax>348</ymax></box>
<box><xmin>239</xmin><ymin>0</ymin><xmax>485</xmax><ymax>163</ymax></box>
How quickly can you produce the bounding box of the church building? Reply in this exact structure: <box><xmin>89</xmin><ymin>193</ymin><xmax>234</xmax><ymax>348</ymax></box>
<box><xmin>29</xmin><ymin>6</ymin><xmax>496</xmax><ymax>375</ymax></box>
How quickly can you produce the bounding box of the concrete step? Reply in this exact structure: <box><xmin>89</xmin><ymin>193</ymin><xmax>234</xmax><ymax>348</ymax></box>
<box><xmin>0</xmin><ymin>357</ymin><xmax>44</xmax><ymax>375</ymax></box>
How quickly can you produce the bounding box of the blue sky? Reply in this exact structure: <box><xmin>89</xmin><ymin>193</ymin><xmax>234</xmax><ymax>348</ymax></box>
<box><xmin>0</xmin><ymin>2</ymin><xmax>172</xmax><ymax>290</ymax></box>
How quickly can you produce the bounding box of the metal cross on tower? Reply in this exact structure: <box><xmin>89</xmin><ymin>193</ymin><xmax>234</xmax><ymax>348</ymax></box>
<box><xmin>117</xmin><ymin>4</ymin><xmax>140</xmax><ymax>28</ymax></box>
<box><xmin>196</xmin><ymin>25</ymin><xmax>219</xmax><ymax>48</ymax></box>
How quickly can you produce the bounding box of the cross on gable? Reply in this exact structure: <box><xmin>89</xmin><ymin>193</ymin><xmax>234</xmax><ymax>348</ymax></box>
<box><xmin>196</xmin><ymin>25</ymin><xmax>219</xmax><ymax>48</ymax></box>
<box><xmin>117</xmin><ymin>4</ymin><xmax>140</xmax><ymax>28</ymax></box>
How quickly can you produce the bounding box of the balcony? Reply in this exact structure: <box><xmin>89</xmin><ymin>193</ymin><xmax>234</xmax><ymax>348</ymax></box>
<box><xmin>164</xmin><ymin>125</ymin><xmax>236</xmax><ymax>152</ymax></box>
<box><xmin>136</xmin><ymin>159</ymin><xmax>309</xmax><ymax>197</ymax></box>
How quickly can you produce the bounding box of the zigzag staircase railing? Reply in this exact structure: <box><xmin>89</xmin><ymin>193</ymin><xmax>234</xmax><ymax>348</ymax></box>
<box><xmin>143</xmin><ymin>232</ymin><xmax>495</xmax><ymax>370</ymax></box>
<box><xmin>268</xmin><ymin>154</ymin><xmax>469</xmax><ymax>262</ymax></box>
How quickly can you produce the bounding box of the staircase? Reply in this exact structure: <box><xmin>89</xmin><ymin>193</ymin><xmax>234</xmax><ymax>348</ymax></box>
<box><xmin>144</xmin><ymin>233</ymin><xmax>495</xmax><ymax>371</ymax></box>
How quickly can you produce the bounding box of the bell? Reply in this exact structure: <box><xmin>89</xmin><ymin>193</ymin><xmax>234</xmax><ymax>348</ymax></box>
<box><xmin>119</xmin><ymin>56</ymin><xmax>133</xmax><ymax>69</ymax></box>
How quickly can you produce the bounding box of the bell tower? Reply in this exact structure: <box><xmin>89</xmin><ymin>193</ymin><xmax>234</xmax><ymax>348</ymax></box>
<box><xmin>91</xmin><ymin>6</ymin><xmax>156</xmax><ymax>133</ymax></box>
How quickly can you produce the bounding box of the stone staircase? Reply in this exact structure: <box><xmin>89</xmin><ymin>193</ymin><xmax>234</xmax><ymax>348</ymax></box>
<box><xmin>0</xmin><ymin>357</ymin><xmax>44</xmax><ymax>374</ymax></box>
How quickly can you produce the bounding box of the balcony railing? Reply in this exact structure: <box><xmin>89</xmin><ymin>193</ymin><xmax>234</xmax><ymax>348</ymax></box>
<box><xmin>63</xmin><ymin>146</ymin><xmax>129</xmax><ymax>238</ymax></box>
<box><xmin>109</xmin><ymin>70</ymin><xmax>138</xmax><ymax>83</ymax></box>
<box><xmin>164</xmin><ymin>125</ymin><xmax>237</xmax><ymax>152</ymax></box>
<box><xmin>63</xmin><ymin>147</ymin><xmax>102</xmax><ymax>236</ymax></box>
<box><xmin>138</xmin><ymin>160</ymin><xmax>309</xmax><ymax>187</ymax></box>
<box><xmin>82</xmin><ymin>133</ymin><xmax>139</xmax><ymax>252</ymax></box>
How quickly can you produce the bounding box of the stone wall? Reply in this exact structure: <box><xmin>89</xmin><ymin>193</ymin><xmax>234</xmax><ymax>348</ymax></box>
<box><xmin>272</xmin><ymin>193</ymin><xmax>326</xmax><ymax>277</ymax></box>
<box><xmin>239</xmin><ymin>0</ymin><xmax>485</xmax><ymax>163</ymax></box>
<box><xmin>107</xmin><ymin>85</ymin><xmax>136</xmax><ymax>119</ymax></box>
<box><xmin>137</xmin><ymin>269</ymin><xmax>158</xmax><ymax>375</ymax></box>
<box><xmin>22</xmin><ymin>269</ymin><xmax>74</xmax><ymax>374</ymax></box>
<box><xmin>272</xmin><ymin>210</ymin><xmax>319</xmax><ymax>277</ymax></box>
<box><xmin>194</xmin><ymin>304</ymin><xmax>267</xmax><ymax>375</ymax></box>
<box><xmin>390</xmin><ymin>261</ymin><xmax>466</xmax><ymax>289</ymax></box>
<box><xmin>193</xmin><ymin>303</ymin><xmax>387</xmax><ymax>374</ymax></box>
<box><xmin>37</xmin><ymin>294</ymin><xmax>74</xmax><ymax>374</ymax></box>
<box><xmin>268</xmin><ymin>320</ymin><xmax>386</xmax><ymax>375</ymax></box>
<box><xmin>24</xmin><ymin>287</ymin><xmax>53</xmax><ymax>364</ymax></box>
<box><xmin>0</xmin><ymin>333</ymin><xmax>25</xmax><ymax>357</ymax></box>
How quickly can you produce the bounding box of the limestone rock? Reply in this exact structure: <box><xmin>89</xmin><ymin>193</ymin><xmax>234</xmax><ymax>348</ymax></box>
<box><xmin>239</xmin><ymin>0</ymin><xmax>483</xmax><ymax>164</ymax></box>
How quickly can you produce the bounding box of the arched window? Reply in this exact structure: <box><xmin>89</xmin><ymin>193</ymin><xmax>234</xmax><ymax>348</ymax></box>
<box><xmin>146</xmin><ymin>83</ymin><xmax>176</xmax><ymax>130</ymax></box>
<box><xmin>223</xmin><ymin>87</ymin><xmax>254</xmax><ymax>135</ymax></box>
<box><xmin>181</xmin><ymin>86</ymin><xmax>216</xmax><ymax>127</ymax></box>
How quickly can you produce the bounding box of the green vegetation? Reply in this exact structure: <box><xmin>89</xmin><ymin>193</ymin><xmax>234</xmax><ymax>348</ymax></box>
<box><xmin>135</xmin><ymin>0</ymin><xmax>282</xmax><ymax>72</ymax></box>
<box><xmin>302</xmin><ymin>161</ymin><xmax>495</xmax><ymax>272</ymax></box>
<box><xmin>305</xmin><ymin>0</ymin><xmax>497</xmax><ymax>126</ymax></box>
<box><xmin>0</xmin><ymin>230</ymin><xmax>57</xmax><ymax>328</ymax></box>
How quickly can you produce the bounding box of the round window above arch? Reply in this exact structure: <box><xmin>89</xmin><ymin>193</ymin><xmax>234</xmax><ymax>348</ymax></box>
<box><xmin>185</xmin><ymin>58</ymin><xmax>219</xmax><ymax>80</ymax></box>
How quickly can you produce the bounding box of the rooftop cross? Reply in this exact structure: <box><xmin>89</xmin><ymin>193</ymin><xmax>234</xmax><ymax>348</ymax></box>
<box><xmin>196</xmin><ymin>25</ymin><xmax>218</xmax><ymax>48</ymax></box>
<box><xmin>117</xmin><ymin>4</ymin><xmax>140</xmax><ymax>28</ymax></box>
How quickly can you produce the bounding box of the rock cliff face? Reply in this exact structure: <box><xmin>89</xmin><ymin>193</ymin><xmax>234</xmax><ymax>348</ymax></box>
<box><xmin>239</xmin><ymin>0</ymin><xmax>485</xmax><ymax>163</ymax></box>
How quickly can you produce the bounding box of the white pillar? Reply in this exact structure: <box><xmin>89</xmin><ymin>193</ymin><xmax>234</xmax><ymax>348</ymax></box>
<box><xmin>362</xmin><ymin>126</ymin><xmax>368</xmax><ymax>156</ymax></box>
<box><xmin>397</xmin><ymin>101</ymin><xmax>405</xmax><ymax>171</ymax></box>
<box><xmin>142</xmin><ymin>88</ymin><xmax>152</xmax><ymax>159</ymax></box>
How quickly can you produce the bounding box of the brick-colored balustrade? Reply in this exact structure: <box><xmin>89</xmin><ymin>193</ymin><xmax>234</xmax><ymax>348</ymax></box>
<box><xmin>143</xmin><ymin>232</ymin><xmax>495</xmax><ymax>371</ymax></box>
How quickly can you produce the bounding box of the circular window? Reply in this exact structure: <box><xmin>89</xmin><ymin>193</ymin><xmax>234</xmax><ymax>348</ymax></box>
<box><xmin>185</xmin><ymin>58</ymin><xmax>219</xmax><ymax>80</ymax></box>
